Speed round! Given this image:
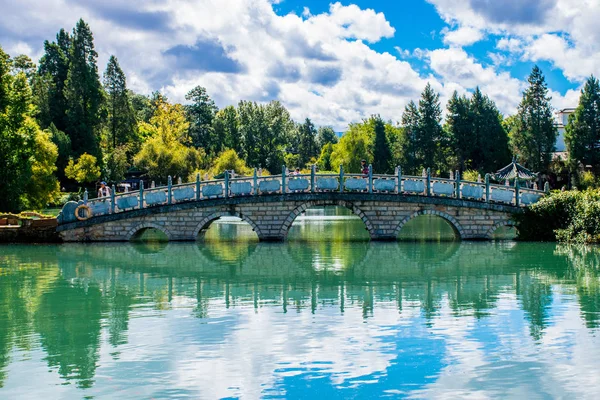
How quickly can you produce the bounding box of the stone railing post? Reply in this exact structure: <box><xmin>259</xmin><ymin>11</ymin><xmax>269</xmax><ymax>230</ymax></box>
<box><xmin>515</xmin><ymin>178</ymin><xmax>520</xmax><ymax>207</ymax></box>
<box><xmin>177</xmin><ymin>177</ymin><xmax>182</xmax><ymax>185</ymax></box>
<box><xmin>196</xmin><ymin>173</ymin><xmax>201</xmax><ymax>201</ymax></box>
<box><xmin>83</xmin><ymin>189</ymin><xmax>88</xmax><ymax>204</ymax></box>
<box><xmin>455</xmin><ymin>170</ymin><xmax>461</xmax><ymax>199</ymax></box>
<box><xmin>368</xmin><ymin>164</ymin><xmax>373</xmax><ymax>194</ymax></box>
<box><xmin>111</xmin><ymin>185</ymin><xmax>116</xmax><ymax>214</ymax></box>
<box><xmin>485</xmin><ymin>174</ymin><xmax>490</xmax><ymax>203</ymax></box>
<box><xmin>311</xmin><ymin>164</ymin><xmax>316</xmax><ymax>193</ymax></box>
<box><xmin>544</xmin><ymin>181</ymin><xmax>550</xmax><ymax>193</ymax></box>
<box><xmin>139</xmin><ymin>180</ymin><xmax>144</xmax><ymax>209</ymax></box>
<box><xmin>396</xmin><ymin>166</ymin><xmax>402</xmax><ymax>193</ymax></box>
<box><xmin>224</xmin><ymin>171</ymin><xmax>230</xmax><ymax>199</ymax></box>
<box><xmin>339</xmin><ymin>165</ymin><xmax>344</xmax><ymax>193</ymax></box>
<box><xmin>168</xmin><ymin>175</ymin><xmax>173</xmax><ymax>205</ymax></box>
<box><xmin>426</xmin><ymin>168</ymin><xmax>431</xmax><ymax>196</ymax></box>
<box><xmin>253</xmin><ymin>168</ymin><xmax>258</xmax><ymax>196</ymax></box>
<box><xmin>281</xmin><ymin>166</ymin><xmax>287</xmax><ymax>194</ymax></box>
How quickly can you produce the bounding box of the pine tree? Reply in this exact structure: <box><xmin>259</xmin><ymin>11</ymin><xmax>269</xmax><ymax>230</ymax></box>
<box><xmin>372</xmin><ymin>115</ymin><xmax>392</xmax><ymax>173</ymax></box>
<box><xmin>103</xmin><ymin>55</ymin><xmax>136</xmax><ymax>150</ymax></box>
<box><xmin>213</xmin><ymin>105</ymin><xmax>242</xmax><ymax>156</ymax></box>
<box><xmin>446</xmin><ymin>91</ymin><xmax>472</xmax><ymax>171</ymax></box>
<box><xmin>510</xmin><ymin>66</ymin><xmax>557</xmax><ymax>172</ymax></box>
<box><xmin>297</xmin><ymin>118</ymin><xmax>318</xmax><ymax>167</ymax></box>
<box><xmin>64</xmin><ymin>19</ymin><xmax>104</xmax><ymax>158</ymax></box>
<box><xmin>37</xmin><ymin>28</ymin><xmax>71</xmax><ymax>131</ymax></box>
<box><xmin>401</xmin><ymin>100</ymin><xmax>420</xmax><ymax>175</ymax></box>
<box><xmin>418</xmin><ymin>83</ymin><xmax>444</xmax><ymax>171</ymax></box>
<box><xmin>565</xmin><ymin>76</ymin><xmax>600</xmax><ymax>175</ymax></box>
<box><xmin>185</xmin><ymin>85</ymin><xmax>218</xmax><ymax>153</ymax></box>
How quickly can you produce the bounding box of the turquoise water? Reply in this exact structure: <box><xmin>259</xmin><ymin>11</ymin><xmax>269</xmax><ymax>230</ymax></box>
<box><xmin>1</xmin><ymin>209</ymin><xmax>599</xmax><ymax>399</ymax></box>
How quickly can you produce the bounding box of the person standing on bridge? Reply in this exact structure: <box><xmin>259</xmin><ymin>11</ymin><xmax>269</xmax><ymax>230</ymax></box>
<box><xmin>361</xmin><ymin>160</ymin><xmax>369</xmax><ymax>177</ymax></box>
<box><xmin>97</xmin><ymin>181</ymin><xmax>111</xmax><ymax>198</ymax></box>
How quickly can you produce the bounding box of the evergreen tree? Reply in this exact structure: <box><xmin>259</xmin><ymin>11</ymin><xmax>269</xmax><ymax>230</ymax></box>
<box><xmin>446</xmin><ymin>91</ymin><xmax>472</xmax><ymax>171</ymax></box>
<box><xmin>48</xmin><ymin>123</ymin><xmax>71</xmax><ymax>183</ymax></box>
<box><xmin>185</xmin><ymin>85</ymin><xmax>218</xmax><ymax>152</ymax></box>
<box><xmin>418</xmin><ymin>83</ymin><xmax>444</xmax><ymax>171</ymax></box>
<box><xmin>401</xmin><ymin>100</ymin><xmax>420</xmax><ymax>174</ymax></box>
<box><xmin>37</xmin><ymin>28</ymin><xmax>71</xmax><ymax>131</ymax></box>
<box><xmin>317</xmin><ymin>126</ymin><xmax>338</xmax><ymax>149</ymax></box>
<box><xmin>103</xmin><ymin>55</ymin><xmax>136</xmax><ymax>150</ymax></box>
<box><xmin>297</xmin><ymin>118</ymin><xmax>318</xmax><ymax>167</ymax></box>
<box><xmin>372</xmin><ymin>115</ymin><xmax>392</xmax><ymax>173</ymax></box>
<box><xmin>64</xmin><ymin>19</ymin><xmax>104</xmax><ymax>158</ymax></box>
<box><xmin>510</xmin><ymin>66</ymin><xmax>557</xmax><ymax>172</ymax></box>
<box><xmin>565</xmin><ymin>75</ymin><xmax>600</xmax><ymax>175</ymax></box>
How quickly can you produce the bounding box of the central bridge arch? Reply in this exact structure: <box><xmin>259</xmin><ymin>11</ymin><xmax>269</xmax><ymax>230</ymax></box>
<box><xmin>279</xmin><ymin>200</ymin><xmax>374</xmax><ymax>239</ymax></box>
<box><xmin>394</xmin><ymin>209</ymin><xmax>465</xmax><ymax>240</ymax></box>
<box><xmin>192</xmin><ymin>211</ymin><xmax>262</xmax><ymax>240</ymax></box>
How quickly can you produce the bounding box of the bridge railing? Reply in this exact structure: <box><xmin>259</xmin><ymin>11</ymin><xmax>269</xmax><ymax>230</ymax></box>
<box><xmin>61</xmin><ymin>165</ymin><xmax>547</xmax><ymax>223</ymax></box>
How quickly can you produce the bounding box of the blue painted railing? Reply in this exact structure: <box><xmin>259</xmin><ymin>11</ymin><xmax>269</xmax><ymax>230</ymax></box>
<box><xmin>59</xmin><ymin>165</ymin><xmax>547</xmax><ymax>223</ymax></box>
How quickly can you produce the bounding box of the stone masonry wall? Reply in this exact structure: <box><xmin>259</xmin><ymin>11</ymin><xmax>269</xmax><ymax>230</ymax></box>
<box><xmin>59</xmin><ymin>199</ymin><xmax>514</xmax><ymax>242</ymax></box>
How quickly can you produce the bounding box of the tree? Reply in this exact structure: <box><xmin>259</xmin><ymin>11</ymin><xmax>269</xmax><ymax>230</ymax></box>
<box><xmin>37</xmin><ymin>28</ymin><xmax>71</xmax><ymax>131</ymax></box>
<box><xmin>103</xmin><ymin>56</ymin><xmax>136</xmax><ymax>151</ymax></box>
<box><xmin>0</xmin><ymin>47</ymin><xmax>37</xmax><ymax>211</ymax></box>
<box><xmin>566</xmin><ymin>76</ymin><xmax>600</xmax><ymax>175</ymax></box>
<box><xmin>317</xmin><ymin>143</ymin><xmax>335</xmax><ymax>171</ymax></box>
<box><xmin>237</xmin><ymin>100</ymin><xmax>293</xmax><ymax>172</ymax></box>
<box><xmin>317</xmin><ymin>126</ymin><xmax>338</xmax><ymax>149</ymax></box>
<box><xmin>297</xmin><ymin>118</ymin><xmax>318</xmax><ymax>167</ymax></box>
<box><xmin>510</xmin><ymin>66</ymin><xmax>557</xmax><ymax>173</ymax></box>
<box><xmin>185</xmin><ymin>86</ymin><xmax>218</xmax><ymax>152</ymax></box>
<box><xmin>11</xmin><ymin>55</ymin><xmax>36</xmax><ymax>83</ymax></box>
<box><xmin>134</xmin><ymin>98</ymin><xmax>204</xmax><ymax>181</ymax></box>
<box><xmin>213</xmin><ymin>105</ymin><xmax>242</xmax><ymax>155</ymax></box>
<box><xmin>417</xmin><ymin>83</ymin><xmax>444</xmax><ymax>172</ymax></box>
<box><xmin>64</xmin><ymin>19</ymin><xmax>104</xmax><ymax>158</ymax></box>
<box><xmin>330</xmin><ymin>123</ymin><xmax>372</xmax><ymax>173</ymax></box>
<box><xmin>65</xmin><ymin>153</ymin><xmax>101</xmax><ymax>184</ymax></box>
<box><xmin>48</xmin><ymin>123</ymin><xmax>72</xmax><ymax>183</ymax></box>
<box><xmin>372</xmin><ymin>115</ymin><xmax>392</xmax><ymax>173</ymax></box>
<box><xmin>211</xmin><ymin>149</ymin><xmax>252</xmax><ymax>176</ymax></box>
<box><xmin>446</xmin><ymin>88</ymin><xmax>511</xmax><ymax>173</ymax></box>
<box><xmin>103</xmin><ymin>145</ymin><xmax>129</xmax><ymax>183</ymax></box>
<box><xmin>401</xmin><ymin>100</ymin><xmax>420</xmax><ymax>174</ymax></box>
<box><xmin>23</xmin><ymin>129</ymin><xmax>61</xmax><ymax>209</ymax></box>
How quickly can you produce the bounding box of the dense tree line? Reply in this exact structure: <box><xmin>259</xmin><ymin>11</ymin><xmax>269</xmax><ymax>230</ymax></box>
<box><xmin>0</xmin><ymin>19</ymin><xmax>577</xmax><ymax>212</ymax></box>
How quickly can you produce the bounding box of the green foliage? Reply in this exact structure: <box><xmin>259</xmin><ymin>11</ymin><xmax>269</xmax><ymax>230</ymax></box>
<box><xmin>297</xmin><ymin>118</ymin><xmax>318</xmax><ymax>167</ymax></box>
<box><xmin>284</xmin><ymin>152</ymin><xmax>302</xmax><ymax>170</ymax></box>
<box><xmin>185</xmin><ymin>86</ymin><xmax>218</xmax><ymax>152</ymax></box>
<box><xmin>103</xmin><ymin>55</ymin><xmax>136</xmax><ymax>151</ymax></box>
<box><xmin>47</xmin><ymin>123</ymin><xmax>71</xmax><ymax>182</ymax></box>
<box><xmin>65</xmin><ymin>153</ymin><xmax>101</xmax><ymax>184</ymax></box>
<box><xmin>213</xmin><ymin>105</ymin><xmax>242</xmax><ymax>155</ymax></box>
<box><xmin>317</xmin><ymin>143</ymin><xmax>335</xmax><ymax>171</ymax></box>
<box><xmin>64</xmin><ymin>19</ymin><xmax>104</xmax><ymax>158</ymax></box>
<box><xmin>566</xmin><ymin>76</ymin><xmax>600</xmax><ymax>175</ymax></box>
<box><xmin>317</xmin><ymin>126</ymin><xmax>338</xmax><ymax>149</ymax></box>
<box><xmin>211</xmin><ymin>149</ymin><xmax>252</xmax><ymax>176</ymax></box>
<box><xmin>37</xmin><ymin>28</ymin><xmax>71</xmax><ymax>131</ymax></box>
<box><xmin>515</xmin><ymin>189</ymin><xmax>600</xmax><ymax>243</ymax></box>
<box><xmin>237</xmin><ymin>100</ymin><xmax>294</xmax><ymax>172</ymax></box>
<box><xmin>578</xmin><ymin>171</ymin><xmax>597</xmax><ymax>190</ymax></box>
<box><xmin>372</xmin><ymin>115</ymin><xmax>392</xmax><ymax>173</ymax></box>
<box><xmin>103</xmin><ymin>145</ymin><xmax>129</xmax><ymax>183</ymax></box>
<box><xmin>461</xmin><ymin>170</ymin><xmax>480</xmax><ymax>182</ymax></box>
<box><xmin>330</xmin><ymin>122</ymin><xmax>372</xmax><ymax>173</ymax></box>
<box><xmin>134</xmin><ymin>98</ymin><xmax>204</xmax><ymax>181</ymax></box>
<box><xmin>401</xmin><ymin>84</ymin><xmax>446</xmax><ymax>174</ymax></box>
<box><xmin>510</xmin><ymin>66</ymin><xmax>557</xmax><ymax>173</ymax></box>
<box><xmin>446</xmin><ymin>88</ymin><xmax>511</xmax><ymax>173</ymax></box>
<box><xmin>22</xmin><ymin>129</ymin><xmax>61</xmax><ymax>209</ymax></box>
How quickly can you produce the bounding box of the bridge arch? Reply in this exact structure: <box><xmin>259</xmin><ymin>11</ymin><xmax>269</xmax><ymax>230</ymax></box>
<box><xmin>126</xmin><ymin>222</ymin><xmax>173</xmax><ymax>241</ymax></box>
<box><xmin>394</xmin><ymin>209</ymin><xmax>464</xmax><ymax>240</ymax></box>
<box><xmin>485</xmin><ymin>220</ymin><xmax>517</xmax><ymax>240</ymax></box>
<box><xmin>193</xmin><ymin>211</ymin><xmax>262</xmax><ymax>239</ymax></box>
<box><xmin>279</xmin><ymin>200</ymin><xmax>375</xmax><ymax>239</ymax></box>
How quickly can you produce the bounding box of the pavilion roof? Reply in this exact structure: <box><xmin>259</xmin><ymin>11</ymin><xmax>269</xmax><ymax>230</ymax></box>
<box><xmin>494</xmin><ymin>158</ymin><xmax>538</xmax><ymax>181</ymax></box>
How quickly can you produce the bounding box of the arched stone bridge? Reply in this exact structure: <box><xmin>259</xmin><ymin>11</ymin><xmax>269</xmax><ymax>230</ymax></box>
<box><xmin>57</xmin><ymin>167</ymin><xmax>546</xmax><ymax>242</ymax></box>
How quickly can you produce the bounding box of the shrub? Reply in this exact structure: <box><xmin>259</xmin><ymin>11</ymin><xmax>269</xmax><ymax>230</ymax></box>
<box><xmin>514</xmin><ymin>189</ymin><xmax>600</xmax><ymax>243</ymax></box>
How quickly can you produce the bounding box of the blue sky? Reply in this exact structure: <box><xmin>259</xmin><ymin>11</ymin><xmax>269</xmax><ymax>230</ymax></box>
<box><xmin>1</xmin><ymin>0</ymin><xmax>596</xmax><ymax>129</ymax></box>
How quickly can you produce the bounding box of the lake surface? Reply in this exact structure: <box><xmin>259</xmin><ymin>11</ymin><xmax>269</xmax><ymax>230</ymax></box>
<box><xmin>1</xmin><ymin>208</ymin><xmax>600</xmax><ymax>399</ymax></box>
